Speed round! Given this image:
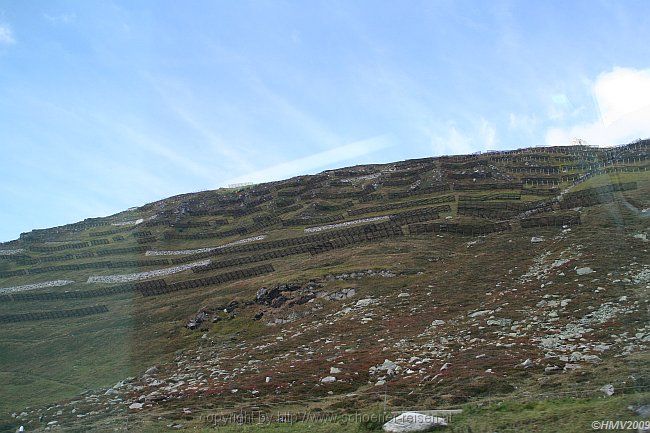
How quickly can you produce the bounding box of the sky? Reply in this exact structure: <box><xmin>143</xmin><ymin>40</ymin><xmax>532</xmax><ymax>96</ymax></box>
<box><xmin>1</xmin><ymin>0</ymin><xmax>649</xmax><ymax>241</ymax></box>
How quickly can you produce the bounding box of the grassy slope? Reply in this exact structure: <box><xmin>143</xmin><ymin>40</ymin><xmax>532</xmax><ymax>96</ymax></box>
<box><xmin>0</xmin><ymin>154</ymin><xmax>647</xmax><ymax>431</ymax></box>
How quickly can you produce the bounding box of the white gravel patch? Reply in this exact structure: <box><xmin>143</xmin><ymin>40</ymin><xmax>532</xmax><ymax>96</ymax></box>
<box><xmin>0</xmin><ymin>280</ymin><xmax>75</xmax><ymax>295</ymax></box>
<box><xmin>111</xmin><ymin>218</ymin><xmax>144</xmax><ymax>226</ymax></box>
<box><xmin>0</xmin><ymin>249</ymin><xmax>25</xmax><ymax>256</ymax></box>
<box><xmin>340</xmin><ymin>173</ymin><xmax>382</xmax><ymax>183</ymax></box>
<box><xmin>86</xmin><ymin>259</ymin><xmax>211</xmax><ymax>284</ymax></box>
<box><xmin>304</xmin><ymin>216</ymin><xmax>391</xmax><ymax>233</ymax></box>
<box><xmin>145</xmin><ymin>235</ymin><xmax>267</xmax><ymax>256</ymax></box>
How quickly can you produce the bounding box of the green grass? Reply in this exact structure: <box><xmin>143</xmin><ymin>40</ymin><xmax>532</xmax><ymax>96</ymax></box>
<box><xmin>64</xmin><ymin>392</ymin><xmax>650</xmax><ymax>433</ymax></box>
<box><xmin>449</xmin><ymin>392</ymin><xmax>650</xmax><ymax>433</ymax></box>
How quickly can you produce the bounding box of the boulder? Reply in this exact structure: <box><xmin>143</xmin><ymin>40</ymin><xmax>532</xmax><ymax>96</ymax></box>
<box><xmin>634</xmin><ymin>405</ymin><xmax>650</xmax><ymax>418</ymax></box>
<box><xmin>520</xmin><ymin>358</ymin><xmax>533</xmax><ymax>368</ymax></box>
<box><xmin>576</xmin><ymin>267</ymin><xmax>594</xmax><ymax>275</ymax></box>
<box><xmin>355</xmin><ymin>298</ymin><xmax>376</xmax><ymax>308</ymax></box>
<box><xmin>326</xmin><ymin>288</ymin><xmax>356</xmax><ymax>301</ymax></box>
<box><xmin>600</xmin><ymin>384</ymin><xmax>615</xmax><ymax>396</ymax></box>
<box><xmin>256</xmin><ymin>287</ymin><xmax>281</xmax><ymax>305</ymax></box>
<box><xmin>382</xmin><ymin>412</ymin><xmax>447</xmax><ymax>432</ymax></box>
<box><xmin>270</xmin><ymin>295</ymin><xmax>288</xmax><ymax>308</ymax></box>
<box><xmin>187</xmin><ymin>311</ymin><xmax>208</xmax><ymax>330</ymax></box>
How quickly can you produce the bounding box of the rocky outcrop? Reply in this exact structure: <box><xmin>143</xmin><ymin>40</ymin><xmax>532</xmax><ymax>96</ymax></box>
<box><xmin>383</xmin><ymin>412</ymin><xmax>447</xmax><ymax>432</ymax></box>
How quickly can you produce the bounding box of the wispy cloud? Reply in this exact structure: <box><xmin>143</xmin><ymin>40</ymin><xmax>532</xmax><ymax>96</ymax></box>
<box><xmin>117</xmin><ymin>125</ymin><xmax>219</xmax><ymax>183</ymax></box>
<box><xmin>546</xmin><ymin>67</ymin><xmax>650</xmax><ymax>147</ymax></box>
<box><xmin>508</xmin><ymin>113</ymin><xmax>539</xmax><ymax>134</ymax></box>
<box><xmin>0</xmin><ymin>23</ymin><xmax>15</xmax><ymax>45</ymax></box>
<box><xmin>430</xmin><ymin>118</ymin><xmax>499</xmax><ymax>156</ymax></box>
<box><xmin>225</xmin><ymin>135</ymin><xmax>392</xmax><ymax>185</ymax></box>
<box><xmin>43</xmin><ymin>12</ymin><xmax>77</xmax><ymax>25</ymax></box>
<box><xmin>145</xmin><ymin>75</ymin><xmax>256</xmax><ymax>173</ymax></box>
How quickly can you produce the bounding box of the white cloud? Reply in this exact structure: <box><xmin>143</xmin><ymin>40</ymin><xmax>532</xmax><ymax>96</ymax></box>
<box><xmin>546</xmin><ymin>67</ymin><xmax>650</xmax><ymax>147</ymax></box>
<box><xmin>44</xmin><ymin>13</ymin><xmax>77</xmax><ymax>25</ymax></box>
<box><xmin>478</xmin><ymin>118</ymin><xmax>497</xmax><ymax>150</ymax></box>
<box><xmin>0</xmin><ymin>24</ymin><xmax>15</xmax><ymax>45</ymax></box>
<box><xmin>225</xmin><ymin>135</ymin><xmax>392</xmax><ymax>185</ymax></box>
<box><xmin>508</xmin><ymin>113</ymin><xmax>538</xmax><ymax>134</ymax></box>
<box><xmin>430</xmin><ymin>118</ymin><xmax>498</xmax><ymax>156</ymax></box>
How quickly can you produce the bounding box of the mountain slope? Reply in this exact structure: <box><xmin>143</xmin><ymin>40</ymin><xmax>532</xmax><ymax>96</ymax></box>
<box><xmin>0</xmin><ymin>141</ymin><xmax>648</xmax><ymax>432</ymax></box>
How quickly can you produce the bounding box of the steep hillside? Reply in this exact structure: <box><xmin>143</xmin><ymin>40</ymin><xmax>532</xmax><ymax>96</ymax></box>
<box><xmin>0</xmin><ymin>141</ymin><xmax>648</xmax><ymax>432</ymax></box>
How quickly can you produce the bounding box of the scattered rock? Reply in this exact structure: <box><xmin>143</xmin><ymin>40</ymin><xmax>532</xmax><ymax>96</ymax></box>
<box><xmin>187</xmin><ymin>311</ymin><xmax>208</xmax><ymax>330</ymax></box>
<box><xmin>633</xmin><ymin>405</ymin><xmax>650</xmax><ymax>418</ymax></box>
<box><xmin>382</xmin><ymin>412</ymin><xmax>447</xmax><ymax>432</ymax></box>
<box><xmin>600</xmin><ymin>384</ymin><xmax>615</xmax><ymax>396</ymax></box>
<box><xmin>576</xmin><ymin>267</ymin><xmax>594</xmax><ymax>276</ymax></box>
<box><xmin>520</xmin><ymin>359</ymin><xmax>533</xmax><ymax>368</ymax></box>
<box><xmin>469</xmin><ymin>310</ymin><xmax>493</xmax><ymax>318</ymax></box>
<box><xmin>355</xmin><ymin>298</ymin><xmax>376</xmax><ymax>308</ymax></box>
<box><xmin>325</xmin><ymin>288</ymin><xmax>356</xmax><ymax>300</ymax></box>
<box><xmin>487</xmin><ymin>318</ymin><xmax>512</xmax><ymax>327</ymax></box>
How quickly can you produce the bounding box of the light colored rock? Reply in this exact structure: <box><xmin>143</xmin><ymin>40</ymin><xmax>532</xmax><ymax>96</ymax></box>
<box><xmin>469</xmin><ymin>310</ymin><xmax>493</xmax><ymax>318</ymax></box>
<box><xmin>520</xmin><ymin>359</ymin><xmax>533</xmax><ymax>368</ymax></box>
<box><xmin>487</xmin><ymin>318</ymin><xmax>512</xmax><ymax>327</ymax></box>
<box><xmin>355</xmin><ymin>298</ymin><xmax>376</xmax><ymax>308</ymax></box>
<box><xmin>87</xmin><ymin>259</ymin><xmax>211</xmax><ymax>284</ymax></box>
<box><xmin>531</xmin><ymin>236</ymin><xmax>544</xmax><ymax>243</ymax></box>
<box><xmin>576</xmin><ymin>267</ymin><xmax>594</xmax><ymax>276</ymax></box>
<box><xmin>601</xmin><ymin>384</ymin><xmax>615</xmax><ymax>396</ymax></box>
<box><xmin>634</xmin><ymin>404</ymin><xmax>650</xmax><ymax>418</ymax></box>
<box><xmin>330</xmin><ymin>366</ymin><xmax>342</xmax><ymax>374</ymax></box>
<box><xmin>544</xmin><ymin>365</ymin><xmax>560</xmax><ymax>374</ymax></box>
<box><xmin>380</xmin><ymin>359</ymin><xmax>397</xmax><ymax>371</ymax></box>
<box><xmin>129</xmin><ymin>402</ymin><xmax>143</xmax><ymax>410</ymax></box>
<box><xmin>382</xmin><ymin>412</ymin><xmax>447</xmax><ymax>432</ymax></box>
<box><xmin>305</xmin><ymin>216</ymin><xmax>391</xmax><ymax>233</ymax></box>
<box><xmin>320</xmin><ymin>376</ymin><xmax>336</xmax><ymax>383</ymax></box>
<box><xmin>145</xmin><ymin>235</ymin><xmax>266</xmax><ymax>256</ymax></box>
<box><xmin>0</xmin><ymin>249</ymin><xmax>25</xmax><ymax>256</ymax></box>
<box><xmin>0</xmin><ymin>280</ymin><xmax>75</xmax><ymax>295</ymax></box>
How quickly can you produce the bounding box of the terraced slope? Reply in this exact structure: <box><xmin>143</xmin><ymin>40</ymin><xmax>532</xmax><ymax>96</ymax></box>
<box><xmin>0</xmin><ymin>140</ymin><xmax>648</xmax><ymax>432</ymax></box>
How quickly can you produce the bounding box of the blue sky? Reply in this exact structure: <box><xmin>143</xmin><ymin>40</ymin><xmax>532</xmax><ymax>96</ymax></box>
<box><xmin>1</xmin><ymin>0</ymin><xmax>649</xmax><ymax>241</ymax></box>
